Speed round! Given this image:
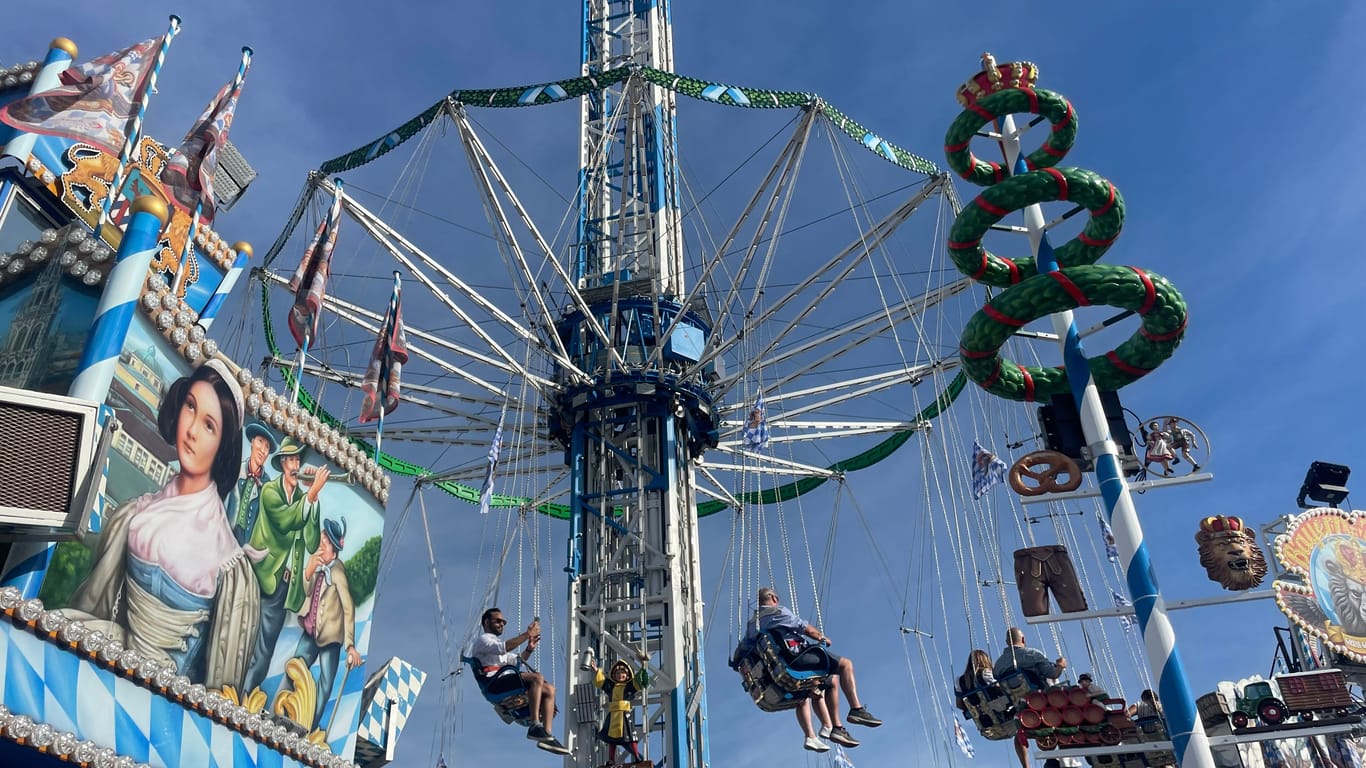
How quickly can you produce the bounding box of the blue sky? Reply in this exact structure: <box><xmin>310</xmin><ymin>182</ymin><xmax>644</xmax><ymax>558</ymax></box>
<box><xmin>6</xmin><ymin>2</ymin><xmax>1366</xmax><ymax>768</ymax></box>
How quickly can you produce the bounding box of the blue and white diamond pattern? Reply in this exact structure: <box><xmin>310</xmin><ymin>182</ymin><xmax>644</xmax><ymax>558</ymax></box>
<box><xmin>355</xmin><ymin>657</ymin><xmax>426</xmax><ymax>752</ymax></box>
<box><xmin>0</xmin><ymin>619</ymin><xmax>321</xmax><ymax>768</ymax></box>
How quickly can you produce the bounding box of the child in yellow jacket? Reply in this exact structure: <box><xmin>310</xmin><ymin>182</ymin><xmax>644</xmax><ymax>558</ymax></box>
<box><xmin>591</xmin><ymin>659</ymin><xmax>643</xmax><ymax>764</ymax></box>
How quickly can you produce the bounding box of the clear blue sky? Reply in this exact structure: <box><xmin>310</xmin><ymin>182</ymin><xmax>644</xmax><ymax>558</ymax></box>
<box><xmin>5</xmin><ymin>2</ymin><xmax>1365</xmax><ymax>767</ymax></box>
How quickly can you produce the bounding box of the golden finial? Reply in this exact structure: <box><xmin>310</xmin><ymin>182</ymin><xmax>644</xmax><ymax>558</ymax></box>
<box><xmin>50</xmin><ymin>38</ymin><xmax>78</xmax><ymax>58</ymax></box>
<box><xmin>129</xmin><ymin>196</ymin><xmax>170</xmax><ymax>225</ymax></box>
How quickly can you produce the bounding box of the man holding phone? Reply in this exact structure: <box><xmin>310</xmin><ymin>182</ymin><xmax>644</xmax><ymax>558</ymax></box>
<box><xmin>471</xmin><ymin>608</ymin><xmax>570</xmax><ymax>755</ymax></box>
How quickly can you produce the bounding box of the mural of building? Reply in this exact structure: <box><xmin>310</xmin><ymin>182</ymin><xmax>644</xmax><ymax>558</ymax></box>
<box><xmin>0</xmin><ymin>252</ymin><xmax>65</xmax><ymax>388</ymax></box>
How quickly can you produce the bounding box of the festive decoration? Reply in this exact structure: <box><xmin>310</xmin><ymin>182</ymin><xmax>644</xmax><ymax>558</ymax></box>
<box><xmin>1195</xmin><ymin>516</ymin><xmax>1267</xmax><ymax>591</ymax></box>
<box><xmin>1274</xmin><ymin>507</ymin><xmax>1366</xmax><ymax>662</ymax></box>
<box><xmin>1007</xmin><ymin>450</ymin><xmax>1082</xmax><ymax>496</ymax></box>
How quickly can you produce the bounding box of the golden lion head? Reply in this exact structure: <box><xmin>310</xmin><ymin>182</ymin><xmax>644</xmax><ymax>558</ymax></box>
<box><xmin>1195</xmin><ymin>516</ymin><xmax>1268</xmax><ymax>591</ymax></box>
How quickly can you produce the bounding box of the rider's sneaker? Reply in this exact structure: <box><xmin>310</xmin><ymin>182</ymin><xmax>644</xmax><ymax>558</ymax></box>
<box><xmin>819</xmin><ymin>725</ymin><xmax>832</xmax><ymax>739</ymax></box>
<box><xmin>847</xmin><ymin>707</ymin><xmax>883</xmax><ymax>727</ymax></box>
<box><xmin>527</xmin><ymin>724</ymin><xmax>552</xmax><ymax>741</ymax></box>
<box><xmin>804</xmin><ymin>736</ymin><xmax>830</xmax><ymax>752</ymax></box>
<box><xmin>828</xmin><ymin>726</ymin><xmax>860</xmax><ymax>747</ymax></box>
<box><xmin>536</xmin><ymin>736</ymin><xmax>572</xmax><ymax>755</ymax></box>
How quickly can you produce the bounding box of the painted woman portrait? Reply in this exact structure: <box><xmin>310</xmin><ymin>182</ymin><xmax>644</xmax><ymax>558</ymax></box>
<box><xmin>66</xmin><ymin>359</ymin><xmax>260</xmax><ymax>690</ymax></box>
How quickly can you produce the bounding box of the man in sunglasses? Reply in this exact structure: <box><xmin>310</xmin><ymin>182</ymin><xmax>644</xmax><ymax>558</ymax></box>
<box><xmin>471</xmin><ymin>607</ymin><xmax>570</xmax><ymax>755</ymax></box>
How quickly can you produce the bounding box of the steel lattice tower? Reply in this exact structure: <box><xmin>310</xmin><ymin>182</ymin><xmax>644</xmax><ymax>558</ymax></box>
<box><xmin>558</xmin><ymin>1</ymin><xmax>714</xmax><ymax>767</ymax></box>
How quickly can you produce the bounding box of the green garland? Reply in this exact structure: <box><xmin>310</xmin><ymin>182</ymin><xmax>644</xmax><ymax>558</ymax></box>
<box><xmin>319</xmin><ymin>65</ymin><xmax>937</xmax><ymax>177</ymax></box>
<box><xmin>946</xmin><ymin>87</ymin><xmax>1186</xmax><ymax>401</ymax></box>
<box><xmin>263</xmin><ymin>280</ymin><xmax>965</xmax><ymax>516</ymax></box>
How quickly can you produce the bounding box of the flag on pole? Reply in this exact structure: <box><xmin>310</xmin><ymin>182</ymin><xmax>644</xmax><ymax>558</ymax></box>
<box><xmin>479</xmin><ymin>411</ymin><xmax>505</xmax><ymax>515</ymax></box>
<box><xmin>742</xmin><ymin>395</ymin><xmax>769</xmax><ymax>450</ymax></box>
<box><xmin>832</xmin><ymin>745</ymin><xmax>856</xmax><ymax>768</ymax></box>
<box><xmin>1111</xmin><ymin>590</ymin><xmax>1136</xmax><ymax>631</ymax></box>
<box><xmin>0</xmin><ymin>35</ymin><xmax>164</xmax><ymax>155</ymax></box>
<box><xmin>288</xmin><ymin>181</ymin><xmax>344</xmax><ymax>347</ymax></box>
<box><xmin>953</xmin><ymin>719</ymin><xmax>976</xmax><ymax>758</ymax></box>
<box><xmin>971</xmin><ymin>440</ymin><xmax>1008</xmax><ymax>499</ymax></box>
<box><xmin>1098</xmin><ymin>512</ymin><xmax>1119</xmax><ymax>563</ymax></box>
<box><xmin>360</xmin><ymin>272</ymin><xmax>409</xmax><ymax>423</ymax></box>
<box><xmin>159</xmin><ymin>49</ymin><xmax>250</xmax><ymax>223</ymax></box>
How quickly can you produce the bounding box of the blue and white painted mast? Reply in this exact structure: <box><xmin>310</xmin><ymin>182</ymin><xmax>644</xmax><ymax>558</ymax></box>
<box><xmin>0</xmin><ymin>37</ymin><xmax>78</xmax><ymax>165</ymax></box>
<box><xmin>99</xmin><ymin>15</ymin><xmax>181</xmax><ymax>239</ymax></box>
<box><xmin>198</xmin><ymin>241</ymin><xmax>251</xmax><ymax>332</ymax></box>
<box><xmin>994</xmin><ymin>99</ymin><xmax>1214</xmax><ymax>768</ymax></box>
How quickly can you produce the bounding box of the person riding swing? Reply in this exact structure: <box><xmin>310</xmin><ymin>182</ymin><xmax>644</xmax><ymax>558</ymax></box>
<box><xmin>469</xmin><ymin>608</ymin><xmax>571</xmax><ymax>755</ymax></box>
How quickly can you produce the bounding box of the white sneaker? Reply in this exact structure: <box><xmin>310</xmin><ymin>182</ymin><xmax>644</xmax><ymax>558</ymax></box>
<box><xmin>805</xmin><ymin>736</ymin><xmax>830</xmax><ymax>753</ymax></box>
<box><xmin>819</xmin><ymin>726</ymin><xmax>832</xmax><ymax>739</ymax></box>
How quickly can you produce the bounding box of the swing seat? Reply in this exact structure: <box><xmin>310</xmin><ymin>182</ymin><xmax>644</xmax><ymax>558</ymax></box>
<box><xmin>733</xmin><ymin>650</ymin><xmax>812</xmax><ymax>712</ymax></box>
<box><xmin>462</xmin><ymin>656</ymin><xmax>534</xmax><ymax>727</ymax></box>
<box><xmin>996</xmin><ymin>669</ymin><xmax>1042</xmax><ymax>708</ymax></box>
<box><xmin>755</xmin><ymin>629</ymin><xmax>835</xmax><ymax>693</ymax></box>
<box><xmin>959</xmin><ymin>682</ymin><xmax>1020</xmax><ymax>740</ymax></box>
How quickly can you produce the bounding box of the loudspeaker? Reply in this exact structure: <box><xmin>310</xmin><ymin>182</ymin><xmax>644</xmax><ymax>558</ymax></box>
<box><xmin>1037</xmin><ymin>391</ymin><xmax>1136</xmax><ymax>472</ymax></box>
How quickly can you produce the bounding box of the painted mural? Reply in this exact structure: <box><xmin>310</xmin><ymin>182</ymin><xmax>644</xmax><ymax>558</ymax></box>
<box><xmin>41</xmin><ymin>312</ymin><xmax>387</xmax><ymax>746</ymax></box>
<box><xmin>1273</xmin><ymin>507</ymin><xmax>1366</xmax><ymax>663</ymax></box>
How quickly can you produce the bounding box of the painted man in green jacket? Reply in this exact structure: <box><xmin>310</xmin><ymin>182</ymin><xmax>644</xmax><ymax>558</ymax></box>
<box><xmin>242</xmin><ymin>436</ymin><xmax>328</xmax><ymax>693</ymax></box>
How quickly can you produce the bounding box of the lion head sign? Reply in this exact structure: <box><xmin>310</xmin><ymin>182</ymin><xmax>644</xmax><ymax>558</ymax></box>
<box><xmin>1274</xmin><ymin>507</ymin><xmax>1366</xmax><ymax>662</ymax></box>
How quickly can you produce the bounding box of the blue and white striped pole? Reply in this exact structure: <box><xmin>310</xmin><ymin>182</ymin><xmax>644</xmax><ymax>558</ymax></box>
<box><xmin>99</xmin><ymin>15</ymin><xmax>180</xmax><ymax>238</ymax></box>
<box><xmin>0</xmin><ymin>37</ymin><xmax>78</xmax><ymax>163</ymax></box>
<box><xmin>70</xmin><ymin>196</ymin><xmax>168</xmax><ymax>402</ymax></box>
<box><xmin>996</xmin><ymin>109</ymin><xmax>1213</xmax><ymax>768</ymax></box>
<box><xmin>1</xmin><ymin>195</ymin><xmax>168</xmax><ymax>597</ymax></box>
<box><xmin>198</xmin><ymin>241</ymin><xmax>251</xmax><ymax>332</ymax></box>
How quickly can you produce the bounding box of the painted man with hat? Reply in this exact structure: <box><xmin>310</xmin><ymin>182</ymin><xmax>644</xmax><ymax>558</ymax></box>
<box><xmin>228</xmin><ymin>422</ymin><xmax>279</xmax><ymax>545</ymax></box>
<box><xmin>242</xmin><ymin>435</ymin><xmax>329</xmax><ymax>693</ymax></box>
<box><xmin>292</xmin><ymin>516</ymin><xmax>363</xmax><ymax>726</ymax></box>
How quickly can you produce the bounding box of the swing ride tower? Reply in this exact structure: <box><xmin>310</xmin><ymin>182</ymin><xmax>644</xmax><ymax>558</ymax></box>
<box><xmin>557</xmin><ymin>2</ymin><xmax>713</xmax><ymax>767</ymax></box>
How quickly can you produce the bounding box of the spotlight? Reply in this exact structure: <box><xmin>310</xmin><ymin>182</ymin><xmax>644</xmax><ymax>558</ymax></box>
<box><xmin>1297</xmin><ymin>461</ymin><xmax>1350</xmax><ymax>509</ymax></box>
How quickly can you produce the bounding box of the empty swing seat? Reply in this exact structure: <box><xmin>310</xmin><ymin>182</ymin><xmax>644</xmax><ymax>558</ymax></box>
<box><xmin>462</xmin><ymin>656</ymin><xmax>534</xmax><ymax>726</ymax></box>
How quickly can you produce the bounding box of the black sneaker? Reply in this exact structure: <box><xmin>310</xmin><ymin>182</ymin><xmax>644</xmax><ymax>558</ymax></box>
<box><xmin>527</xmin><ymin>724</ymin><xmax>551</xmax><ymax>741</ymax></box>
<box><xmin>847</xmin><ymin>707</ymin><xmax>883</xmax><ymax>727</ymax></box>
<box><xmin>828</xmin><ymin>726</ymin><xmax>860</xmax><ymax>747</ymax></box>
<box><xmin>536</xmin><ymin>737</ymin><xmax>572</xmax><ymax>755</ymax></box>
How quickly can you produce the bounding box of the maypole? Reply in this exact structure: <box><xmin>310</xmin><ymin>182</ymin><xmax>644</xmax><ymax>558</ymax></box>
<box><xmin>944</xmin><ymin>57</ymin><xmax>1212</xmax><ymax>767</ymax></box>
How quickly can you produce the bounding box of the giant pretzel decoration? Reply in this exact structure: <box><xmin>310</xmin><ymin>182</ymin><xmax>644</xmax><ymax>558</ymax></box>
<box><xmin>1008</xmin><ymin>451</ymin><xmax>1082</xmax><ymax>496</ymax></box>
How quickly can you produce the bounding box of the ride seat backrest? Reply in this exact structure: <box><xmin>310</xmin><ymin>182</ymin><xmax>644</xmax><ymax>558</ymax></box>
<box><xmin>998</xmin><ymin>669</ymin><xmax>1040</xmax><ymax>705</ymax></box>
<box><xmin>461</xmin><ymin>657</ymin><xmax>527</xmax><ymax>700</ymax></box>
<box><xmin>755</xmin><ymin>631</ymin><xmax>831</xmax><ymax>692</ymax></box>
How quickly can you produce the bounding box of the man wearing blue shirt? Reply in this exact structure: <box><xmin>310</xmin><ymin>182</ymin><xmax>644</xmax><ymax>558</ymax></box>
<box><xmin>993</xmin><ymin>626</ymin><xmax>1067</xmax><ymax>687</ymax></box>
<box><xmin>745</xmin><ymin>587</ymin><xmax>883</xmax><ymax>751</ymax></box>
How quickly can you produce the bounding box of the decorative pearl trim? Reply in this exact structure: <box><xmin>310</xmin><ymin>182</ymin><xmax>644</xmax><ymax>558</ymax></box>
<box><xmin>0</xmin><ymin>587</ymin><xmax>355</xmax><ymax>768</ymax></box>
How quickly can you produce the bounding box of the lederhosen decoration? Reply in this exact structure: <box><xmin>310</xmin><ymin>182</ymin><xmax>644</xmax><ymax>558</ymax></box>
<box><xmin>1013</xmin><ymin>545</ymin><xmax>1088</xmax><ymax>616</ymax></box>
